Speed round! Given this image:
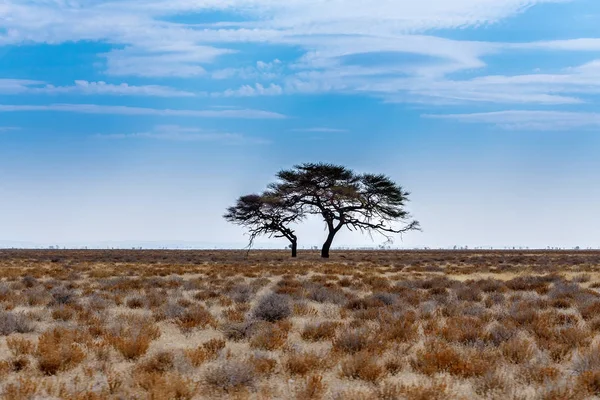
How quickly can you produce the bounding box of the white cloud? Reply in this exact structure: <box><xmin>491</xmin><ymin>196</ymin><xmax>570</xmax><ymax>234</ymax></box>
<box><xmin>215</xmin><ymin>83</ymin><xmax>284</xmax><ymax>97</ymax></box>
<box><xmin>511</xmin><ymin>38</ymin><xmax>600</xmax><ymax>52</ymax></box>
<box><xmin>0</xmin><ymin>126</ymin><xmax>20</xmax><ymax>132</ymax></box>
<box><xmin>0</xmin><ymin>79</ymin><xmax>196</xmax><ymax>97</ymax></box>
<box><xmin>2</xmin><ymin>0</ymin><xmax>598</xmax><ymax>110</ymax></box>
<box><xmin>424</xmin><ymin>111</ymin><xmax>600</xmax><ymax>130</ymax></box>
<box><xmin>95</xmin><ymin>125</ymin><xmax>269</xmax><ymax>144</ymax></box>
<box><xmin>103</xmin><ymin>46</ymin><xmax>234</xmax><ymax>77</ymax></box>
<box><xmin>0</xmin><ymin>0</ymin><xmax>567</xmax><ymax>79</ymax></box>
<box><xmin>0</xmin><ymin>104</ymin><xmax>286</xmax><ymax>119</ymax></box>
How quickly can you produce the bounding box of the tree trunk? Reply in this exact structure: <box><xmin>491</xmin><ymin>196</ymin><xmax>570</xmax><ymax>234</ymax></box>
<box><xmin>321</xmin><ymin>232</ymin><xmax>336</xmax><ymax>258</ymax></box>
<box><xmin>291</xmin><ymin>240</ymin><xmax>297</xmax><ymax>258</ymax></box>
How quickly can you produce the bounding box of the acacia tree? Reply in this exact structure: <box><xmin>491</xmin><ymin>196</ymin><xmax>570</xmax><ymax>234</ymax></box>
<box><xmin>270</xmin><ymin>163</ymin><xmax>420</xmax><ymax>258</ymax></box>
<box><xmin>224</xmin><ymin>193</ymin><xmax>302</xmax><ymax>257</ymax></box>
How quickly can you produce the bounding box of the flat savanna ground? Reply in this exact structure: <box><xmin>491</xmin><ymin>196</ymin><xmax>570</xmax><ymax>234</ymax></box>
<box><xmin>2</xmin><ymin>250</ymin><xmax>600</xmax><ymax>399</ymax></box>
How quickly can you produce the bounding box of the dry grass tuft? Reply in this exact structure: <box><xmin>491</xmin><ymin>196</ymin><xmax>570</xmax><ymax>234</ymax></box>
<box><xmin>285</xmin><ymin>351</ymin><xmax>327</xmax><ymax>376</ymax></box>
<box><xmin>301</xmin><ymin>321</ymin><xmax>339</xmax><ymax>341</ymax></box>
<box><xmin>176</xmin><ymin>305</ymin><xmax>217</xmax><ymax>332</ymax></box>
<box><xmin>185</xmin><ymin>338</ymin><xmax>226</xmax><ymax>367</ymax></box>
<box><xmin>295</xmin><ymin>375</ymin><xmax>326</xmax><ymax>400</ymax></box>
<box><xmin>36</xmin><ymin>327</ymin><xmax>88</xmax><ymax>375</ymax></box>
<box><xmin>204</xmin><ymin>361</ymin><xmax>256</xmax><ymax>393</ymax></box>
<box><xmin>411</xmin><ymin>340</ymin><xmax>490</xmax><ymax>378</ymax></box>
<box><xmin>7</xmin><ymin>336</ymin><xmax>35</xmax><ymax>356</ymax></box>
<box><xmin>339</xmin><ymin>351</ymin><xmax>384</xmax><ymax>382</ymax></box>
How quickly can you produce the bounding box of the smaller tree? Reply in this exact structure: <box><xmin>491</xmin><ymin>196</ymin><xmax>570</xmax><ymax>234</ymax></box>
<box><xmin>224</xmin><ymin>193</ymin><xmax>302</xmax><ymax>257</ymax></box>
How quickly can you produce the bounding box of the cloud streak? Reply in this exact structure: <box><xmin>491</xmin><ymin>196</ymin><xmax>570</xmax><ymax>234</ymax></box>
<box><xmin>0</xmin><ymin>104</ymin><xmax>286</xmax><ymax>119</ymax></box>
<box><xmin>95</xmin><ymin>125</ymin><xmax>270</xmax><ymax>145</ymax></box>
<box><xmin>0</xmin><ymin>79</ymin><xmax>196</xmax><ymax>97</ymax></box>
<box><xmin>424</xmin><ymin>111</ymin><xmax>600</xmax><ymax>130</ymax></box>
<box><xmin>1</xmin><ymin>0</ymin><xmax>598</xmax><ymax>120</ymax></box>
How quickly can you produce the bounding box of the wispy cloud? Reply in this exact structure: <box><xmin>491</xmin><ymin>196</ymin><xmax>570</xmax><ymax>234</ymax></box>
<box><xmin>424</xmin><ymin>111</ymin><xmax>600</xmax><ymax>130</ymax></box>
<box><xmin>95</xmin><ymin>125</ymin><xmax>269</xmax><ymax>145</ymax></box>
<box><xmin>0</xmin><ymin>104</ymin><xmax>286</xmax><ymax>119</ymax></box>
<box><xmin>291</xmin><ymin>128</ymin><xmax>348</xmax><ymax>133</ymax></box>
<box><xmin>0</xmin><ymin>126</ymin><xmax>20</xmax><ymax>132</ymax></box>
<box><xmin>0</xmin><ymin>0</ymin><xmax>566</xmax><ymax>80</ymax></box>
<box><xmin>0</xmin><ymin>79</ymin><xmax>196</xmax><ymax>97</ymax></box>
<box><xmin>214</xmin><ymin>83</ymin><xmax>284</xmax><ymax>97</ymax></box>
<box><xmin>1</xmin><ymin>0</ymin><xmax>597</xmax><ymax>112</ymax></box>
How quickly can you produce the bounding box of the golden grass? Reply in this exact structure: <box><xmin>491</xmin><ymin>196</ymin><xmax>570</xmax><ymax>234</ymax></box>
<box><xmin>1</xmin><ymin>249</ymin><xmax>600</xmax><ymax>398</ymax></box>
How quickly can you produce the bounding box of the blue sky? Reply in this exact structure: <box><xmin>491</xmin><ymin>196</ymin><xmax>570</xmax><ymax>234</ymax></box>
<box><xmin>1</xmin><ymin>0</ymin><xmax>600</xmax><ymax>249</ymax></box>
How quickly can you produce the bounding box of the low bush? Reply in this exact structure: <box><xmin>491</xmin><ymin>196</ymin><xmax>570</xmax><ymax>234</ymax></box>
<box><xmin>0</xmin><ymin>312</ymin><xmax>34</xmax><ymax>336</ymax></box>
<box><xmin>252</xmin><ymin>293</ymin><xmax>292</xmax><ymax>322</ymax></box>
<box><xmin>204</xmin><ymin>361</ymin><xmax>255</xmax><ymax>392</ymax></box>
<box><xmin>36</xmin><ymin>327</ymin><xmax>88</xmax><ymax>375</ymax></box>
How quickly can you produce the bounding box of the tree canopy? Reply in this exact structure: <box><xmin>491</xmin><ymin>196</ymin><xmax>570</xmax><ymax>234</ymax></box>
<box><xmin>223</xmin><ymin>193</ymin><xmax>302</xmax><ymax>257</ymax></box>
<box><xmin>270</xmin><ymin>163</ymin><xmax>420</xmax><ymax>257</ymax></box>
<box><xmin>224</xmin><ymin>163</ymin><xmax>419</xmax><ymax>258</ymax></box>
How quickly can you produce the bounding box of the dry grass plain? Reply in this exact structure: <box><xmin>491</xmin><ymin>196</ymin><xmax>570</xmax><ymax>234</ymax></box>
<box><xmin>2</xmin><ymin>249</ymin><xmax>600</xmax><ymax>399</ymax></box>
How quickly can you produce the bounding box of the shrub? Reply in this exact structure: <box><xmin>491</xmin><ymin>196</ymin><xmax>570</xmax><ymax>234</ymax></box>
<box><xmin>252</xmin><ymin>293</ymin><xmax>292</xmax><ymax>322</ymax></box>
<box><xmin>105</xmin><ymin>316</ymin><xmax>160</xmax><ymax>360</ymax></box>
<box><xmin>126</xmin><ymin>296</ymin><xmax>146</xmax><ymax>309</ymax></box>
<box><xmin>155</xmin><ymin>302</ymin><xmax>186</xmax><ymax>321</ymax></box>
<box><xmin>380</xmin><ymin>382</ymin><xmax>449</xmax><ymax>400</ymax></box>
<box><xmin>332</xmin><ymin>329</ymin><xmax>371</xmax><ymax>354</ymax></box>
<box><xmin>108</xmin><ymin>332</ymin><xmax>152</xmax><ymax>360</ymax></box>
<box><xmin>456</xmin><ymin>287</ymin><xmax>482</xmax><ymax>302</ymax></box>
<box><xmin>346</xmin><ymin>297</ymin><xmax>385</xmax><ymax>311</ymax></box>
<box><xmin>579</xmin><ymin>301</ymin><xmax>600</xmax><ymax>320</ymax></box>
<box><xmin>137</xmin><ymin>351</ymin><xmax>174</xmax><ymax>374</ymax></box>
<box><xmin>284</xmin><ymin>351</ymin><xmax>325</xmax><ymax>376</ymax></box>
<box><xmin>7</xmin><ymin>336</ymin><xmax>35</xmax><ymax>356</ymax></box>
<box><xmin>222</xmin><ymin>307</ymin><xmax>245</xmax><ymax>322</ymax></box>
<box><xmin>50</xmin><ymin>286</ymin><xmax>76</xmax><ymax>305</ymax></box>
<box><xmin>293</xmin><ymin>302</ymin><xmax>320</xmax><ymax>317</ymax></box>
<box><xmin>411</xmin><ymin>341</ymin><xmax>490</xmax><ymax>378</ymax></box>
<box><xmin>248</xmin><ymin>353</ymin><xmax>277</xmax><ymax>377</ymax></box>
<box><xmin>578</xmin><ymin>371</ymin><xmax>600</xmax><ymax>396</ymax></box>
<box><xmin>500</xmin><ymin>336</ymin><xmax>536</xmax><ymax>364</ymax></box>
<box><xmin>185</xmin><ymin>338</ymin><xmax>226</xmax><ymax>367</ymax></box>
<box><xmin>383</xmin><ymin>319</ymin><xmax>418</xmax><ymax>343</ymax></box>
<box><xmin>2</xmin><ymin>377</ymin><xmax>39</xmax><ymax>399</ymax></box>
<box><xmin>295</xmin><ymin>375</ymin><xmax>326</xmax><ymax>400</ymax></box>
<box><xmin>301</xmin><ymin>321</ymin><xmax>339</xmax><ymax>342</ymax></box>
<box><xmin>221</xmin><ymin>321</ymin><xmax>259</xmax><ymax>341</ymax></box>
<box><xmin>0</xmin><ymin>312</ymin><xmax>34</xmax><ymax>336</ymax></box>
<box><xmin>339</xmin><ymin>352</ymin><xmax>384</xmax><ymax>382</ymax></box>
<box><xmin>51</xmin><ymin>305</ymin><xmax>75</xmax><ymax>321</ymax></box>
<box><xmin>205</xmin><ymin>361</ymin><xmax>255</xmax><ymax>392</ymax></box>
<box><xmin>10</xmin><ymin>356</ymin><xmax>30</xmax><ymax>372</ymax></box>
<box><xmin>36</xmin><ymin>328</ymin><xmax>88</xmax><ymax>375</ymax></box>
<box><xmin>135</xmin><ymin>372</ymin><xmax>197</xmax><ymax>400</ymax></box>
<box><xmin>572</xmin><ymin>343</ymin><xmax>600</xmax><ymax>374</ymax></box>
<box><xmin>250</xmin><ymin>323</ymin><xmax>288</xmax><ymax>351</ymax></box>
<box><xmin>22</xmin><ymin>276</ymin><xmax>37</xmax><ymax>288</ymax></box>
<box><xmin>308</xmin><ymin>285</ymin><xmax>347</xmax><ymax>305</ymax></box>
<box><xmin>485</xmin><ymin>321</ymin><xmax>517</xmax><ymax>345</ymax></box>
<box><xmin>440</xmin><ymin>316</ymin><xmax>485</xmax><ymax>345</ymax></box>
<box><xmin>176</xmin><ymin>305</ymin><xmax>217</xmax><ymax>332</ymax></box>
<box><xmin>373</xmin><ymin>292</ymin><xmax>397</xmax><ymax>305</ymax></box>
<box><xmin>229</xmin><ymin>284</ymin><xmax>256</xmax><ymax>303</ymax></box>
<box><xmin>24</xmin><ymin>288</ymin><xmax>49</xmax><ymax>306</ymax></box>
<box><xmin>476</xmin><ymin>279</ymin><xmax>507</xmax><ymax>293</ymax></box>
